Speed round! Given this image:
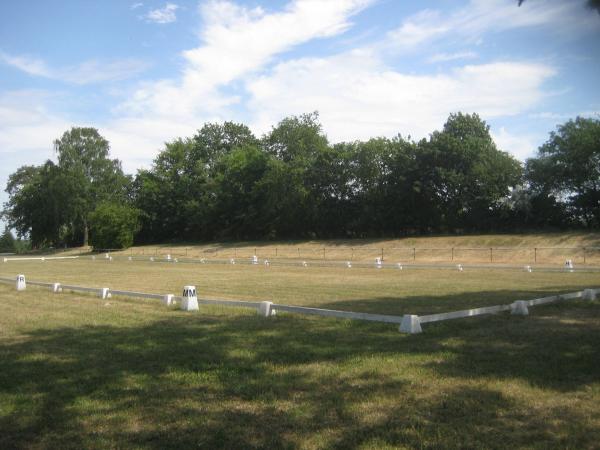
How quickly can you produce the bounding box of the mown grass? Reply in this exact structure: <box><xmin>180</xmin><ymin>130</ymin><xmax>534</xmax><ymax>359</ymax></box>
<box><xmin>1</xmin><ymin>260</ymin><xmax>599</xmax><ymax>449</ymax></box>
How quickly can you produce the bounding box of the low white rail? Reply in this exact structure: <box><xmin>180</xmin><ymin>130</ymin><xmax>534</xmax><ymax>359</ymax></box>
<box><xmin>171</xmin><ymin>296</ymin><xmax>263</xmax><ymax>309</ymax></box>
<box><xmin>0</xmin><ymin>274</ymin><xmax>597</xmax><ymax>335</ymax></box>
<box><xmin>3</xmin><ymin>256</ymin><xmax>79</xmax><ymax>262</ymax></box>
<box><xmin>271</xmin><ymin>304</ymin><xmax>404</xmax><ymax>324</ymax></box>
<box><xmin>110</xmin><ymin>289</ymin><xmax>165</xmax><ymax>300</ymax></box>
<box><xmin>419</xmin><ymin>304</ymin><xmax>513</xmax><ymax>324</ymax></box>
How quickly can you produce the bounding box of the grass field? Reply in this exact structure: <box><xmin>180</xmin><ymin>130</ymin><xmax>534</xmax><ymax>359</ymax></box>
<box><xmin>1</xmin><ymin>257</ymin><xmax>600</xmax><ymax>448</ymax></box>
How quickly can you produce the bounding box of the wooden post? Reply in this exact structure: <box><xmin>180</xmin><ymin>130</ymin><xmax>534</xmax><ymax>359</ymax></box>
<box><xmin>413</xmin><ymin>247</ymin><xmax>416</xmax><ymax>261</ymax></box>
<box><xmin>323</xmin><ymin>248</ymin><xmax>326</xmax><ymax>260</ymax></box>
<box><xmin>381</xmin><ymin>248</ymin><xmax>384</xmax><ymax>262</ymax></box>
<box><xmin>275</xmin><ymin>247</ymin><xmax>278</xmax><ymax>257</ymax></box>
<box><xmin>490</xmin><ymin>247</ymin><xmax>493</xmax><ymax>263</ymax></box>
<box><xmin>583</xmin><ymin>247</ymin><xmax>586</xmax><ymax>264</ymax></box>
<box><xmin>351</xmin><ymin>248</ymin><xmax>354</xmax><ymax>261</ymax></box>
<box><xmin>451</xmin><ymin>247</ymin><xmax>454</xmax><ymax>261</ymax></box>
<box><xmin>235</xmin><ymin>248</ymin><xmax>237</xmax><ymax>258</ymax></box>
<box><xmin>534</xmin><ymin>247</ymin><xmax>537</xmax><ymax>263</ymax></box>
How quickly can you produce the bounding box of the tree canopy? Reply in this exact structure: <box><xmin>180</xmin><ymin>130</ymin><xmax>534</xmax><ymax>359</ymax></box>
<box><xmin>3</xmin><ymin>113</ymin><xmax>595</xmax><ymax>249</ymax></box>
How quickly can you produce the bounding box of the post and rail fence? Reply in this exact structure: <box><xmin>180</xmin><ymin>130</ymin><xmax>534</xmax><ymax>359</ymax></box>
<box><xmin>87</xmin><ymin>245</ymin><xmax>600</xmax><ymax>265</ymax></box>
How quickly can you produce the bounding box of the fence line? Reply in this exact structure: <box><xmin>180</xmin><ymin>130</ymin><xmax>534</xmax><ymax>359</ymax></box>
<box><xmin>0</xmin><ymin>274</ymin><xmax>597</xmax><ymax>334</ymax></box>
<box><xmin>5</xmin><ymin>253</ymin><xmax>600</xmax><ymax>273</ymax></box>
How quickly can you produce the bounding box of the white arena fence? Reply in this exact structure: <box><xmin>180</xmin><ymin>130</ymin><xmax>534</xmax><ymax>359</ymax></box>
<box><xmin>3</xmin><ymin>254</ymin><xmax>600</xmax><ymax>274</ymax></box>
<box><xmin>0</xmin><ymin>274</ymin><xmax>597</xmax><ymax>334</ymax></box>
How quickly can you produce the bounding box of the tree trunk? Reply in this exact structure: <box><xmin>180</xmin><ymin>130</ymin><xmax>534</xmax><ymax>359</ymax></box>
<box><xmin>83</xmin><ymin>219</ymin><xmax>89</xmax><ymax>247</ymax></box>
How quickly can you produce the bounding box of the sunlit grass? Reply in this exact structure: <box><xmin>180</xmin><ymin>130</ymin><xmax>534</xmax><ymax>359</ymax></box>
<box><xmin>1</xmin><ymin>258</ymin><xmax>599</xmax><ymax>448</ymax></box>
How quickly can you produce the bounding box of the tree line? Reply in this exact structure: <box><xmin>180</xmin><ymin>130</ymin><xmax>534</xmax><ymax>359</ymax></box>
<box><xmin>2</xmin><ymin>112</ymin><xmax>599</xmax><ymax>249</ymax></box>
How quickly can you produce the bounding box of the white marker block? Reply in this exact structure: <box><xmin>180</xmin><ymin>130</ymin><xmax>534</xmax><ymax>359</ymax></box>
<box><xmin>399</xmin><ymin>315</ymin><xmax>422</xmax><ymax>334</ymax></box>
<box><xmin>230</xmin><ymin>258</ymin><xmax>235</xmax><ymax>265</ymax></box>
<box><xmin>174</xmin><ymin>258</ymin><xmax>178</xmax><ymax>263</ymax></box>
<box><xmin>3</xmin><ymin>257</ymin><xmax>7</xmax><ymax>263</ymax></box>
<box><xmin>524</xmin><ymin>265</ymin><xmax>532</xmax><ymax>273</ymax></box>
<box><xmin>92</xmin><ymin>255</ymin><xmax>96</xmax><ymax>261</ymax></box>
<box><xmin>258</xmin><ymin>301</ymin><xmax>276</xmax><ymax>317</ymax></box>
<box><xmin>166</xmin><ymin>254</ymin><xmax>171</xmax><ymax>261</ymax></box>
<box><xmin>41</xmin><ymin>257</ymin><xmax>45</xmax><ymax>262</ymax></box>
<box><xmin>346</xmin><ymin>261</ymin><xmax>352</xmax><ymax>268</ymax></box>
<box><xmin>16</xmin><ymin>274</ymin><xmax>26</xmax><ymax>291</ymax></box>
<box><xmin>583</xmin><ymin>289</ymin><xmax>597</xmax><ymax>301</ymax></box>
<box><xmin>457</xmin><ymin>264</ymin><xmax>463</xmax><ymax>272</ymax></box>
<box><xmin>105</xmin><ymin>253</ymin><xmax>110</xmax><ymax>259</ymax></box>
<box><xmin>565</xmin><ymin>259</ymin><xmax>574</xmax><ymax>272</ymax></box>
<box><xmin>264</xmin><ymin>259</ymin><xmax>270</xmax><ymax>266</ymax></box>
<box><xmin>52</xmin><ymin>283</ymin><xmax>62</xmax><ymax>293</ymax></box>
<box><xmin>150</xmin><ymin>257</ymin><xmax>154</xmax><ymax>262</ymax></box>
<box><xmin>252</xmin><ymin>255</ymin><xmax>258</xmax><ymax>265</ymax></box>
<box><xmin>100</xmin><ymin>288</ymin><xmax>111</xmax><ymax>299</ymax></box>
<box><xmin>201</xmin><ymin>258</ymin><xmax>206</xmax><ymax>264</ymax></box>
<box><xmin>162</xmin><ymin>294</ymin><xmax>174</xmax><ymax>306</ymax></box>
<box><xmin>128</xmin><ymin>256</ymin><xmax>132</xmax><ymax>261</ymax></box>
<box><xmin>397</xmin><ymin>263</ymin><xmax>403</xmax><ymax>270</ymax></box>
<box><xmin>375</xmin><ymin>257</ymin><xmax>382</xmax><ymax>269</ymax></box>
<box><xmin>109</xmin><ymin>256</ymin><xmax>113</xmax><ymax>261</ymax></box>
<box><xmin>181</xmin><ymin>285</ymin><xmax>199</xmax><ymax>311</ymax></box>
<box><xmin>302</xmin><ymin>261</ymin><xmax>307</xmax><ymax>267</ymax></box>
<box><xmin>511</xmin><ymin>300</ymin><xmax>529</xmax><ymax>315</ymax></box>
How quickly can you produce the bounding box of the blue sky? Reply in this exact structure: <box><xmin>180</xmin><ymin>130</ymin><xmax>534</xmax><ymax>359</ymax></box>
<box><xmin>1</xmin><ymin>0</ymin><xmax>599</xmax><ymax>219</ymax></box>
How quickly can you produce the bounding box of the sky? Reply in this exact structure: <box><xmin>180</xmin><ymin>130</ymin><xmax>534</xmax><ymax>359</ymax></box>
<box><xmin>1</xmin><ymin>0</ymin><xmax>599</xmax><ymax>221</ymax></box>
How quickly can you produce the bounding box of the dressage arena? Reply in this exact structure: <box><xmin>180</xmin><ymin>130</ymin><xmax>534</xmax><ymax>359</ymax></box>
<box><xmin>1</xmin><ymin>252</ymin><xmax>599</xmax><ymax>448</ymax></box>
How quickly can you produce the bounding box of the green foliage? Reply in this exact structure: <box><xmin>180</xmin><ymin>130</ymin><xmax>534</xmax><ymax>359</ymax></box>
<box><xmin>88</xmin><ymin>202</ymin><xmax>140</xmax><ymax>250</ymax></box>
<box><xmin>526</xmin><ymin>117</ymin><xmax>600</xmax><ymax>227</ymax></box>
<box><xmin>2</xmin><ymin>161</ymin><xmax>86</xmax><ymax>247</ymax></box>
<box><xmin>5</xmin><ymin>113</ymin><xmax>594</xmax><ymax>246</ymax></box>
<box><xmin>0</xmin><ymin>227</ymin><xmax>15</xmax><ymax>252</ymax></box>
<box><xmin>54</xmin><ymin>127</ymin><xmax>129</xmax><ymax>245</ymax></box>
<box><xmin>2</xmin><ymin>127</ymin><xmax>130</xmax><ymax>248</ymax></box>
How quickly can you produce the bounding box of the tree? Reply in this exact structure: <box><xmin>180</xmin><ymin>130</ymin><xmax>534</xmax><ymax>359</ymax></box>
<box><xmin>525</xmin><ymin>116</ymin><xmax>600</xmax><ymax>227</ymax></box>
<box><xmin>55</xmin><ymin>127</ymin><xmax>128</xmax><ymax>246</ymax></box>
<box><xmin>2</xmin><ymin>161</ymin><xmax>85</xmax><ymax>247</ymax></box>
<box><xmin>88</xmin><ymin>202</ymin><xmax>140</xmax><ymax>250</ymax></box>
<box><xmin>413</xmin><ymin>113</ymin><xmax>522</xmax><ymax>231</ymax></box>
<box><xmin>0</xmin><ymin>227</ymin><xmax>15</xmax><ymax>253</ymax></box>
<box><xmin>192</xmin><ymin>122</ymin><xmax>259</xmax><ymax>172</ymax></box>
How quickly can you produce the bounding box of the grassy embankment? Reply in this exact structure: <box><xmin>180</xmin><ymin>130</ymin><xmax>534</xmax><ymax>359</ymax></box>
<box><xmin>50</xmin><ymin>232</ymin><xmax>600</xmax><ymax>265</ymax></box>
<box><xmin>1</xmin><ymin>255</ymin><xmax>599</xmax><ymax>448</ymax></box>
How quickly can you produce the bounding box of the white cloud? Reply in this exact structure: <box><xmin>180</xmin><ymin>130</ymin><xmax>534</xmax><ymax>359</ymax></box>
<box><xmin>492</xmin><ymin>127</ymin><xmax>542</xmax><ymax>161</ymax></box>
<box><xmin>115</xmin><ymin>0</ymin><xmax>374</xmax><ymax>136</ymax></box>
<box><xmin>246</xmin><ymin>53</ymin><xmax>555</xmax><ymax>143</ymax></box>
<box><xmin>529</xmin><ymin>110</ymin><xmax>600</xmax><ymax>121</ymax></box>
<box><xmin>387</xmin><ymin>0</ymin><xmax>600</xmax><ymax>53</ymax></box>
<box><xmin>427</xmin><ymin>51</ymin><xmax>477</xmax><ymax>63</ymax></box>
<box><xmin>131</xmin><ymin>2</ymin><xmax>143</xmax><ymax>10</ymax></box>
<box><xmin>0</xmin><ymin>51</ymin><xmax>149</xmax><ymax>85</ymax></box>
<box><xmin>0</xmin><ymin>52</ymin><xmax>52</xmax><ymax>77</ymax></box>
<box><xmin>0</xmin><ymin>91</ymin><xmax>71</xmax><ymax>153</ymax></box>
<box><xmin>145</xmin><ymin>3</ymin><xmax>179</xmax><ymax>24</ymax></box>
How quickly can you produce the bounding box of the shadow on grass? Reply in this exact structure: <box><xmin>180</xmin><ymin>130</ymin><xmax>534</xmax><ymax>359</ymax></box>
<box><xmin>316</xmin><ymin>285</ymin><xmax>599</xmax><ymax>316</ymax></box>
<box><xmin>1</xmin><ymin>300</ymin><xmax>599</xmax><ymax>448</ymax></box>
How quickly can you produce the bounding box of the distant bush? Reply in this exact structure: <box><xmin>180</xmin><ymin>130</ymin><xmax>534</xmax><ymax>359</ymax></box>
<box><xmin>0</xmin><ymin>228</ymin><xmax>16</xmax><ymax>253</ymax></box>
<box><xmin>89</xmin><ymin>202</ymin><xmax>140</xmax><ymax>250</ymax></box>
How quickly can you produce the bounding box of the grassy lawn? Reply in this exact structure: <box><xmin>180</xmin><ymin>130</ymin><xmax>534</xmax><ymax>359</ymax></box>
<box><xmin>1</xmin><ymin>259</ymin><xmax>599</xmax><ymax>448</ymax></box>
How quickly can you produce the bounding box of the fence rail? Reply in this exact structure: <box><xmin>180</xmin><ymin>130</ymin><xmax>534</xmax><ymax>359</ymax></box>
<box><xmin>86</xmin><ymin>245</ymin><xmax>600</xmax><ymax>265</ymax></box>
<box><xmin>0</xmin><ymin>274</ymin><xmax>597</xmax><ymax>335</ymax></box>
